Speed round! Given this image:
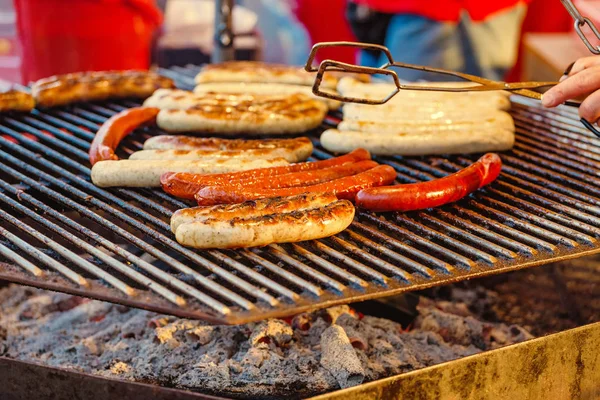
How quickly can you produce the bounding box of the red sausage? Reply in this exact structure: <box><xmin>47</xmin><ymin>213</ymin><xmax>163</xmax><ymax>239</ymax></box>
<box><xmin>160</xmin><ymin>148</ymin><xmax>371</xmax><ymax>197</ymax></box>
<box><xmin>355</xmin><ymin>153</ymin><xmax>502</xmax><ymax>212</ymax></box>
<box><xmin>163</xmin><ymin>160</ymin><xmax>378</xmax><ymax>200</ymax></box>
<box><xmin>89</xmin><ymin>107</ymin><xmax>160</xmax><ymax>165</ymax></box>
<box><xmin>194</xmin><ymin>165</ymin><xmax>397</xmax><ymax>206</ymax></box>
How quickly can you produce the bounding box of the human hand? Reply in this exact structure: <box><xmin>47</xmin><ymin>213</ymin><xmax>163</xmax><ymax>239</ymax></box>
<box><xmin>542</xmin><ymin>56</ymin><xmax>600</xmax><ymax>123</ymax></box>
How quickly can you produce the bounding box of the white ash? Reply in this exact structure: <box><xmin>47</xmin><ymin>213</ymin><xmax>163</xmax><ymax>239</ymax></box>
<box><xmin>320</xmin><ymin>325</ymin><xmax>365</xmax><ymax>388</ymax></box>
<box><xmin>0</xmin><ymin>285</ymin><xmax>532</xmax><ymax>399</ymax></box>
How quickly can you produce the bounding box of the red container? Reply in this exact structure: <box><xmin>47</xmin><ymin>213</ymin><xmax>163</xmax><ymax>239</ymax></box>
<box><xmin>14</xmin><ymin>0</ymin><xmax>162</xmax><ymax>83</ymax></box>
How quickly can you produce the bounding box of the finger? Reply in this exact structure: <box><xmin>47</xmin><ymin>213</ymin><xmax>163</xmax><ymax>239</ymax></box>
<box><xmin>578</xmin><ymin>88</ymin><xmax>600</xmax><ymax>123</ymax></box>
<box><xmin>567</xmin><ymin>56</ymin><xmax>600</xmax><ymax>77</ymax></box>
<box><xmin>542</xmin><ymin>65</ymin><xmax>600</xmax><ymax>107</ymax></box>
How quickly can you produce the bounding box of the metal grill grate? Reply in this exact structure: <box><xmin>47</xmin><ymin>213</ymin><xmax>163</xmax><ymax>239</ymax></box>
<box><xmin>1</xmin><ymin>65</ymin><xmax>600</xmax><ymax>324</ymax></box>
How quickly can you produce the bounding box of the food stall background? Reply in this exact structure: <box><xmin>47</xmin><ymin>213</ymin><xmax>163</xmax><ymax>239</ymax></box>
<box><xmin>0</xmin><ymin>0</ymin><xmax>596</xmax><ymax>84</ymax></box>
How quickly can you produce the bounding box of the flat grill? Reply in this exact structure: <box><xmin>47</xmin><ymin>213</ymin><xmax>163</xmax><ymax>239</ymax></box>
<box><xmin>1</xmin><ymin>65</ymin><xmax>600</xmax><ymax>324</ymax></box>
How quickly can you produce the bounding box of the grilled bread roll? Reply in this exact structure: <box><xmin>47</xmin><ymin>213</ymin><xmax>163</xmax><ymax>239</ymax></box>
<box><xmin>193</xmin><ymin>82</ymin><xmax>341</xmax><ymax>110</ymax></box>
<box><xmin>143</xmin><ymin>136</ymin><xmax>313</xmax><ymax>160</ymax></box>
<box><xmin>156</xmin><ymin>93</ymin><xmax>327</xmax><ymax>135</ymax></box>
<box><xmin>32</xmin><ymin>70</ymin><xmax>175</xmax><ymax>108</ymax></box>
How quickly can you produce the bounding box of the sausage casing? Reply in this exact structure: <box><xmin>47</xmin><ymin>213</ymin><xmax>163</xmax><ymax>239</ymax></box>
<box><xmin>0</xmin><ymin>90</ymin><xmax>35</xmax><ymax>112</ymax></box>
<box><xmin>91</xmin><ymin>158</ymin><xmax>289</xmax><ymax>188</ymax></box>
<box><xmin>89</xmin><ymin>107</ymin><xmax>160</xmax><ymax>165</ymax></box>
<box><xmin>194</xmin><ymin>165</ymin><xmax>397</xmax><ymax>206</ymax></box>
<box><xmin>175</xmin><ymin>200</ymin><xmax>355</xmax><ymax>249</ymax></box>
<box><xmin>355</xmin><ymin>153</ymin><xmax>502</xmax><ymax>212</ymax></box>
<box><xmin>32</xmin><ymin>70</ymin><xmax>175</xmax><ymax>108</ymax></box>
<box><xmin>171</xmin><ymin>192</ymin><xmax>337</xmax><ymax>233</ymax></box>
<box><xmin>163</xmin><ymin>160</ymin><xmax>378</xmax><ymax>200</ymax></box>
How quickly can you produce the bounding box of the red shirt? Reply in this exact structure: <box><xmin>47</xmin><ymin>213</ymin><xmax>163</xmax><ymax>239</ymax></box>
<box><xmin>352</xmin><ymin>0</ymin><xmax>529</xmax><ymax>22</ymax></box>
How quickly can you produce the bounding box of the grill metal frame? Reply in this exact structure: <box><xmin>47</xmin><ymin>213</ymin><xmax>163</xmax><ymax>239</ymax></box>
<box><xmin>1</xmin><ymin>65</ymin><xmax>600</xmax><ymax>324</ymax></box>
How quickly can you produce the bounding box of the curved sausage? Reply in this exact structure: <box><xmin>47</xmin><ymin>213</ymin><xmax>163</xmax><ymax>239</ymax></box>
<box><xmin>171</xmin><ymin>192</ymin><xmax>337</xmax><ymax>233</ymax></box>
<box><xmin>194</xmin><ymin>164</ymin><xmax>397</xmax><ymax>206</ymax></box>
<box><xmin>89</xmin><ymin>107</ymin><xmax>159</xmax><ymax>166</ymax></box>
<box><xmin>160</xmin><ymin>148</ymin><xmax>371</xmax><ymax>197</ymax></box>
<box><xmin>175</xmin><ymin>200</ymin><xmax>355</xmax><ymax>249</ymax></box>
<box><xmin>355</xmin><ymin>153</ymin><xmax>502</xmax><ymax>212</ymax></box>
<box><xmin>163</xmin><ymin>159</ymin><xmax>378</xmax><ymax>200</ymax></box>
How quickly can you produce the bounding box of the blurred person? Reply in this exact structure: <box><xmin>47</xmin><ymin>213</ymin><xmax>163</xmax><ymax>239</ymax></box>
<box><xmin>346</xmin><ymin>0</ymin><xmax>531</xmax><ymax>81</ymax></box>
<box><xmin>543</xmin><ymin>56</ymin><xmax>600</xmax><ymax>124</ymax></box>
<box><xmin>237</xmin><ymin>0</ymin><xmax>311</xmax><ymax>65</ymax></box>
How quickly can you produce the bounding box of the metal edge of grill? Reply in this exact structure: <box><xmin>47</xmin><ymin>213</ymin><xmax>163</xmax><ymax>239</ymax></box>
<box><xmin>1</xmin><ymin>65</ymin><xmax>600</xmax><ymax>324</ymax></box>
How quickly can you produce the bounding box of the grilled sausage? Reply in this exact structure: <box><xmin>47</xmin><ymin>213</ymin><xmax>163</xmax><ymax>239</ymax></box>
<box><xmin>342</xmin><ymin>105</ymin><xmax>511</xmax><ymax>123</ymax></box>
<box><xmin>170</xmin><ymin>192</ymin><xmax>337</xmax><ymax>233</ymax></box>
<box><xmin>90</xmin><ymin>158</ymin><xmax>289</xmax><ymax>188</ymax></box>
<box><xmin>89</xmin><ymin>107</ymin><xmax>160</xmax><ymax>165</ymax></box>
<box><xmin>320</xmin><ymin>128</ymin><xmax>515</xmax><ymax>156</ymax></box>
<box><xmin>156</xmin><ymin>93</ymin><xmax>327</xmax><ymax>135</ymax></box>
<box><xmin>129</xmin><ymin>147</ymin><xmax>310</xmax><ymax>163</ymax></box>
<box><xmin>160</xmin><ymin>148</ymin><xmax>371</xmax><ymax>198</ymax></box>
<box><xmin>337</xmin><ymin>77</ymin><xmax>511</xmax><ymax>110</ymax></box>
<box><xmin>32</xmin><ymin>70</ymin><xmax>175</xmax><ymax>108</ymax></box>
<box><xmin>194</xmin><ymin>165</ymin><xmax>397</xmax><ymax>206</ymax></box>
<box><xmin>143</xmin><ymin>135</ymin><xmax>313</xmax><ymax>159</ymax></box>
<box><xmin>175</xmin><ymin>200</ymin><xmax>355</xmax><ymax>249</ymax></box>
<box><xmin>193</xmin><ymin>82</ymin><xmax>341</xmax><ymax>110</ymax></box>
<box><xmin>337</xmin><ymin>111</ymin><xmax>515</xmax><ymax>135</ymax></box>
<box><xmin>195</xmin><ymin>61</ymin><xmax>338</xmax><ymax>88</ymax></box>
<box><xmin>356</xmin><ymin>153</ymin><xmax>502</xmax><ymax>212</ymax></box>
<box><xmin>0</xmin><ymin>90</ymin><xmax>35</xmax><ymax>112</ymax></box>
<box><xmin>163</xmin><ymin>160</ymin><xmax>379</xmax><ymax>200</ymax></box>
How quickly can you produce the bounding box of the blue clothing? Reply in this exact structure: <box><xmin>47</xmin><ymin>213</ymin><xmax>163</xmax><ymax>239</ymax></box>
<box><xmin>360</xmin><ymin>6</ymin><xmax>526</xmax><ymax>81</ymax></box>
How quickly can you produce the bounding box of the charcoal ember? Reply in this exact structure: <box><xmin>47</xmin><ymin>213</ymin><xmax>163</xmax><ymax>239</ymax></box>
<box><xmin>413</xmin><ymin>306</ymin><xmax>489</xmax><ymax>349</ymax></box>
<box><xmin>401</xmin><ymin>331</ymin><xmax>480</xmax><ymax>366</ymax></box>
<box><xmin>154</xmin><ymin>320</ymin><xmax>205</xmax><ymax>348</ymax></box>
<box><xmin>0</xmin><ymin>284</ymin><xmax>534</xmax><ymax>399</ymax></box>
<box><xmin>249</xmin><ymin>319</ymin><xmax>293</xmax><ymax>348</ymax></box>
<box><xmin>185</xmin><ymin>326</ymin><xmax>214</xmax><ymax>345</ymax></box>
<box><xmin>320</xmin><ymin>324</ymin><xmax>365</xmax><ymax>389</ymax></box>
<box><xmin>321</xmin><ymin>305</ymin><xmax>357</xmax><ymax>324</ymax></box>
<box><xmin>291</xmin><ymin>313</ymin><xmax>312</xmax><ymax>332</ymax></box>
<box><xmin>120</xmin><ymin>311</ymin><xmax>152</xmax><ymax>339</ymax></box>
<box><xmin>0</xmin><ymin>325</ymin><xmax>6</xmax><ymax>355</ymax></box>
<box><xmin>484</xmin><ymin>324</ymin><xmax>534</xmax><ymax>349</ymax></box>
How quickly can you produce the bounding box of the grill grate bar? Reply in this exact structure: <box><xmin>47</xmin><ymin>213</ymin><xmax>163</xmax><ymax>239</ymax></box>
<box><xmin>0</xmin><ymin>149</ymin><xmax>235</xmax><ymax>311</ymax></box>
<box><xmin>0</xmin><ymin>224</ymin><xmax>87</xmax><ymax>286</ymax></box>
<box><xmin>0</xmin><ymin>203</ymin><xmax>134</xmax><ymax>295</ymax></box>
<box><xmin>1</xmin><ymin>67</ymin><xmax>600</xmax><ymax>324</ymax></box>
<box><xmin>0</xmin><ymin>242</ymin><xmax>44</xmax><ymax>277</ymax></box>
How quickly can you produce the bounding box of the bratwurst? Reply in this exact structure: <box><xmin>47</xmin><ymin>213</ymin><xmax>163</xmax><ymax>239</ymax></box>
<box><xmin>90</xmin><ymin>158</ymin><xmax>289</xmax><ymax>188</ymax></box>
<box><xmin>356</xmin><ymin>153</ymin><xmax>502</xmax><ymax>212</ymax></box>
<box><xmin>32</xmin><ymin>70</ymin><xmax>175</xmax><ymax>108</ymax></box>
<box><xmin>170</xmin><ymin>192</ymin><xmax>338</xmax><ymax>233</ymax></box>
<box><xmin>0</xmin><ymin>90</ymin><xmax>35</xmax><ymax>112</ymax></box>
<box><xmin>175</xmin><ymin>199</ymin><xmax>355</xmax><ymax>249</ymax></box>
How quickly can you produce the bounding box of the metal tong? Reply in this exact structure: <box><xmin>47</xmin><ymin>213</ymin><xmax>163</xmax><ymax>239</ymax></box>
<box><xmin>304</xmin><ymin>41</ymin><xmax>600</xmax><ymax>137</ymax></box>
